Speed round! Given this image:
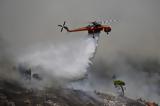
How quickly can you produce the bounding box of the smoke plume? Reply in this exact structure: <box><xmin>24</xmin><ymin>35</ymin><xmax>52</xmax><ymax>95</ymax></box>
<box><xmin>13</xmin><ymin>34</ymin><xmax>99</xmax><ymax>88</ymax></box>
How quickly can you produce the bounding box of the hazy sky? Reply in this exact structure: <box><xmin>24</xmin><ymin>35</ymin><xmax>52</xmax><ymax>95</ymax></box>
<box><xmin>0</xmin><ymin>0</ymin><xmax>160</xmax><ymax>59</ymax></box>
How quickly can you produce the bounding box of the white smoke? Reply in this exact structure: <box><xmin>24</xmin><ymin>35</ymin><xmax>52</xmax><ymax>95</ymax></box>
<box><xmin>16</xmin><ymin>34</ymin><xmax>99</xmax><ymax>84</ymax></box>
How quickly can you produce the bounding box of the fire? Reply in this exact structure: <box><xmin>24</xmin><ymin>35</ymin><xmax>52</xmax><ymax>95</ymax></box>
<box><xmin>146</xmin><ymin>102</ymin><xmax>158</xmax><ymax>106</ymax></box>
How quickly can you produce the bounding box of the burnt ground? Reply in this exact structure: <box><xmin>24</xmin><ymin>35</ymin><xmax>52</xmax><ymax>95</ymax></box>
<box><xmin>0</xmin><ymin>80</ymin><xmax>147</xmax><ymax>106</ymax></box>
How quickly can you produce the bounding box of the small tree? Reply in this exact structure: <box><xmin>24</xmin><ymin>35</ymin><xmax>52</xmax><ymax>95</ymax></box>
<box><xmin>113</xmin><ymin>80</ymin><xmax>125</xmax><ymax>96</ymax></box>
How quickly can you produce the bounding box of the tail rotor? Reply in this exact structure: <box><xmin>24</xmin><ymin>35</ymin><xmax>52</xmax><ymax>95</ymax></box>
<box><xmin>58</xmin><ymin>21</ymin><xmax>66</xmax><ymax>32</ymax></box>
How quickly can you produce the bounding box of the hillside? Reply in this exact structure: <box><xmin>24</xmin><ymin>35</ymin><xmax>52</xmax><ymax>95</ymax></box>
<box><xmin>0</xmin><ymin>80</ymin><xmax>148</xmax><ymax>106</ymax></box>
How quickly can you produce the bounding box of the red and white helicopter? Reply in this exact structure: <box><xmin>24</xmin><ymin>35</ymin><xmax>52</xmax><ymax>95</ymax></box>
<box><xmin>58</xmin><ymin>20</ymin><xmax>113</xmax><ymax>38</ymax></box>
